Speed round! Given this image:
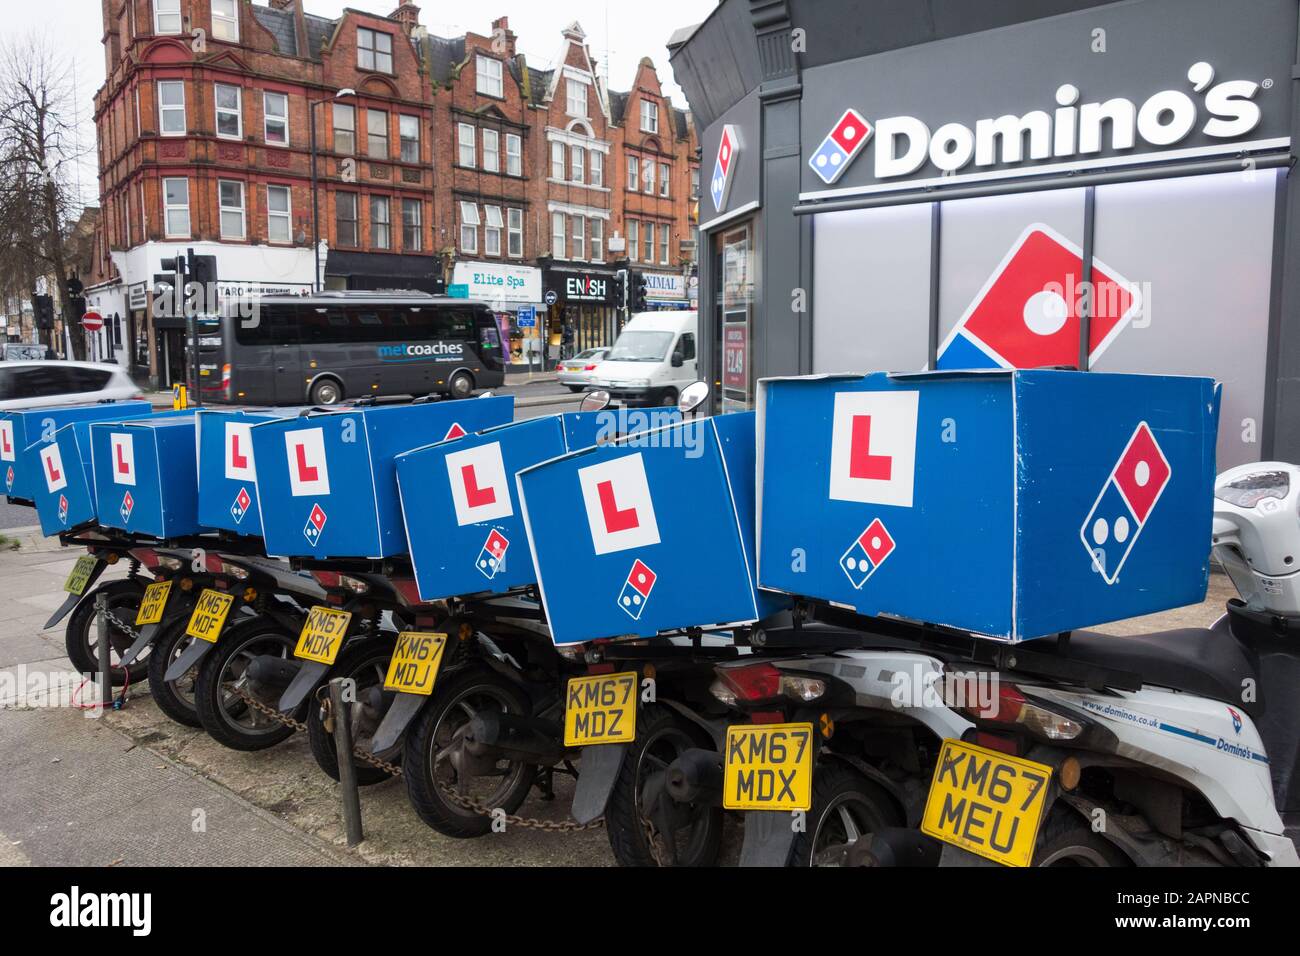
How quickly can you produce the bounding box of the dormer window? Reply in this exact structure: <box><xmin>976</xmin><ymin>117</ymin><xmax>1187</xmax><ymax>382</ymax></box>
<box><xmin>640</xmin><ymin>100</ymin><xmax>659</xmax><ymax>134</ymax></box>
<box><xmin>476</xmin><ymin>56</ymin><xmax>504</xmax><ymax>98</ymax></box>
<box><xmin>566</xmin><ymin>78</ymin><xmax>588</xmax><ymax>119</ymax></box>
<box><xmin>358</xmin><ymin>28</ymin><xmax>393</xmax><ymax>73</ymax></box>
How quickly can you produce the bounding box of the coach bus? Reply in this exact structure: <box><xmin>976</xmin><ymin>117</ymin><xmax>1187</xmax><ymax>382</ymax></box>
<box><xmin>192</xmin><ymin>292</ymin><xmax>506</xmax><ymax>405</ymax></box>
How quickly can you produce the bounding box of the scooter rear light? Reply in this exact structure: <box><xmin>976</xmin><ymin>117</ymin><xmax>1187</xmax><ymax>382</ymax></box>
<box><xmin>129</xmin><ymin>548</ymin><xmax>159</xmax><ymax>569</ymax></box>
<box><xmin>959</xmin><ymin>682</ymin><xmax>1085</xmax><ymax>742</ymax></box>
<box><xmin>390</xmin><ymin>577</ymin><xmax>423</xmax><ymax>607</ymax></box>
<box><xmin>710</xmin><ymin>663</ymin><xmax>827</xmax><ymax>707</ymax></box>
<box><xmin>311</xmin><ymin>570</ymin><xmax>342</xmax><ymax>588</ymax></box>
<box><xmin>339</xmin><ymin>574</ymin><xmax>370</xmax><ymax>595</ymax></box>
<box><xmin>203</xmin><ymin>553</ymin><xmax>249</xmax><ymax>580</ymax></box>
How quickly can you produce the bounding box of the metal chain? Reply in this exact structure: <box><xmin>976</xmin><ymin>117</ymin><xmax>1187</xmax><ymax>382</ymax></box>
<box><xmin>103</xmin><ymin>611</ymin><xmax>145</xmax><ymax>645</ymax></box>
<box><xmin>641</xmin><ymin>806</ymin><xmax>669</xmax><ymax>866</ymax></box>
<box><xmin>230</xmin><ymin>687</ymin><xmax>601</xmax><ymax>832</ymax></box>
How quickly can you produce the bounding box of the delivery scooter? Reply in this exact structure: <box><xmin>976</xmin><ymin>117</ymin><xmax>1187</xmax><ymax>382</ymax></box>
<box><xmin>922</xmin><ymin>462</ymin><xmax>1300</xmax><ymax>867</ymax></box>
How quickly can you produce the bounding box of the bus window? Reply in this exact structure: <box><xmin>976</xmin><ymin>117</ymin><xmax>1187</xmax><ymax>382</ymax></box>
<box><xmin>477</xmin><ymin>319</ymin><xmax>504</xmax><ymax>372</ymax></box>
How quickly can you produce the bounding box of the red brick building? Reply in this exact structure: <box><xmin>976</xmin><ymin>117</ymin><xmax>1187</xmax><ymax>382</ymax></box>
<box><xmin>90</xmin><ymin>1</ymin><xmax>698</xmax><ymax>384</ymax></box>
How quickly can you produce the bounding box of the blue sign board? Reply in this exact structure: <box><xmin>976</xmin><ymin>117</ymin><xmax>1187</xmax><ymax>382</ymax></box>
<box><xmin>2</xmin><ymin>400</ymin><xmax>151</xmax><ymax>503</ymax></box>
<box><xmin>517</xmin><ymin>306</ymin><xmax>536</xmax><ymax>328</ymax></box>
<box><xmin>90</xmin><ymin>415</ymin><xmax>208</xmax><ymax>539</ymax></box>
<box><xmin>519</xmin><ymin>412</ymin><xmax>785</xmax><ymax>645</ymax></box>
<box><xmin>251</xmin><ymin>397</ymin><xmax>514</xmax><ymax>559</ymax></box>
<box><xmin>756</xmin><ymin>369</ymin><xmax>1221</xmax><ymax>642</ymax></box>
<box><xmin>447</xmin><ymin>284</ymin><xmax>470</xmax><ymax>299</ymax></box>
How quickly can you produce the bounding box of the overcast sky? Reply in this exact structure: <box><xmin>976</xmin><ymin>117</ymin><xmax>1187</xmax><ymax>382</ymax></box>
<box><xmin>13</xmin><ymin>0</ymin><xmax>716</xmax><ymax>208</ymax></box>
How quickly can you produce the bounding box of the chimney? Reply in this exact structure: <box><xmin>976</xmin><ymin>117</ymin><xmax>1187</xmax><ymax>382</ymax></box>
<box><xmin>270</xmin><ymin>0</ymin><xmax>297</xmax><ymax>9</ymax></box>
<box><xmin>391</xmin><ymin>0</ymin><xmax>422</xmax><ymax>35</ymax></box>
<box><xmin>491</xmin><ymin>17</ymin><xmax>517</xmax><ymax>57</ymax></box>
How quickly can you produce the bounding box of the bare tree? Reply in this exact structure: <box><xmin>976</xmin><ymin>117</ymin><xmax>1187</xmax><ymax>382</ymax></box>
<box><xmin>0</xmin><ymin>33</ymin><xmax>89</xmax><ymax>358</ymax></box>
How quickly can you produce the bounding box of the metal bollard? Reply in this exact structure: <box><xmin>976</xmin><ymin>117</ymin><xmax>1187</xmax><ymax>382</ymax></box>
<box><xmin>329</xmin><ymin>678</ymin><xmax>364</xmax><ymax>847</ymax></box>
<box><xmin>96</xmin><ymin>591</ymin><xmax>112</xmax><ymax>708</ymax></box>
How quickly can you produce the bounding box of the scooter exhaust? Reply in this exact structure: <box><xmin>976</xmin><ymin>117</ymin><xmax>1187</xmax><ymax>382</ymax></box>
<box><xmin>664</xmin><ymin>748</ymin><xmax>723</xmax><ymax>806</ymax></box>
<box><xmin>246</xmin><ymin>655</ymin><xmax>302</xmax><ymax>690</ymax></box>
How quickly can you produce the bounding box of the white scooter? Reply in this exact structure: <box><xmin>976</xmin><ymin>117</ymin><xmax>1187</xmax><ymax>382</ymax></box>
<box><xmin>934</xmin><ymin>462</ymin><xmax>1300</xmax><ymax>867</ymax></box>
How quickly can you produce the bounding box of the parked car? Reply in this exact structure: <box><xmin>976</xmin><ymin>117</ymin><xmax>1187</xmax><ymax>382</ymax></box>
<box><xmin>0</xmin><ymin>361</ymin><xmax>143</xmax><ymax>411</ymax></box>
<box><xmin>2</xmin><ymin>344</ymin><xmax>53</xmax><ymax>362</ymax></box>
<box><xmin>556</xmin><ymin>347</ymin><xmax>610</xmax><ymax>392</ymax></box>
<box><xmin>591</xmin><ymin>311</ymin><xmax>698</xmax><ymax>406</ymax></box>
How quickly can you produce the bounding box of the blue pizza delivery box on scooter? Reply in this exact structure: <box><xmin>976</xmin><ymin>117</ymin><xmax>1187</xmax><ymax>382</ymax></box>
<box><xmin>395</xmin><ymin>407</ymin><xmax>681</xmax><ymax>601</ymax></box>
<box><xmin>251</xmin><ymin>397</ymin><xmax>514</xmax><ymax>559</ymax></box>
<box><xmin>2</xmin><ymin>400</ymin><xmax>151</xmax><ymax>504</ymax></box>
<box><xmin>195</xmin><ymin>407</ymin><xmax>314</xmax><ymax>537</ymax></box>
<box><xmin>518</xmin><ymin>412</ymin><xmax>786</xmax><ymax>645</ymax></box>
<box><xmin>756</xmin><ymin>369</ymin><xmax>1221</xmax><ymax>642</ymax></box>
<box><xmin>89</xmin><ymin>414</ymin><xmax>207</xmax><ymax>538</ymax></box>
<box><xmin>28</xmin><ymin>408</ymin><xmax>193</xmax><ymax>536</ymax></box>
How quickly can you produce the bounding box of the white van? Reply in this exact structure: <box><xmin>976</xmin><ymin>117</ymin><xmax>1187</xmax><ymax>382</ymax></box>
<box><xmin>591</xmin><ymin>311</ymin><xmax>698</xmax><ymax>406</ymax></box>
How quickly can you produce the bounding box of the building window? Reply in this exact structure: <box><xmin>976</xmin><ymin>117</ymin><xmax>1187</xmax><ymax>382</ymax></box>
<box><xmin>550</xmin><ymin>141</ymin><xmax>564</xmax><ymax>180</ymax></box>
<box><xmin>154</xmin><ymin>0</ymin><xmax>181</xmax><ymax>35</ymax></box>
<box><xmin>626</xmin><ymin>156</ymin><xmax>638</xmax><ymax>191</ymax></box>
<box><xmin>551</xmin><ymin>212</ymin><xmax>565</xmax><ymax>258</ymax></box>
<box><xmin>370</xmin><ymin>195</ymin><xmax>391</xmax><ymax>249</ymax></box>
<box><xmin>659</xmin><ymin>163</ymin><xmax>670</xmax><ymax>197</ymax></box>
<box><xmin>627</xmin><ymin>220</ymin><xmax>638</xmax><ymax>260</ymax></box>
<box><xmin>506</xmin><ymin>133</ymin><xmax>522</xmax><ymax>176</ymax></box>
<box><xmin>659</xmin><ymin>224</ymin><xmax>669</xmax><ymax>264</ymax></box>
<box><xmin>366</xmin><ymin>110</ymin><xmax>388</xmax><ymax>158</ymax></box>
<box><xmin>484</xmin><ymin>205</ymin><xmax>503</xmax><ymax>256</ymax></box>
<box><xmin>640</xmin><ymin>100</ymin><xmax>659</xmax><ymax>134</ymax></box>
<box><xmin>476</xmin><ymin>56</ymin><xmax>504</xmax><ymax>97</ymax></box>
<box><xmin>163</xmin><ymin>178</ymin><xmax>189</xmax><ymax>237</ymax></box>
<box><xmin>570</xmin><ymin>145</ymin><xmax>584</xmax><ymax>184</ymax></box>
<box><xmin>333</xmin><ymin>103</ymin><xmax>355</xmax><ymax>154</ymax></box>
<box><xmin>214</xmin><ymin>83</ymin><xmax>241</xmax><ymax>139</ymax></box>
<box><xmin>399</xmin><ymin>115</ymin><xmax>419</xmax><ymax>163</ymax></box>
<box><xmin>267</xmin><ymin>185</ymin><xmax>291</xmax><ymax>243</ymax></box>
<box><xmin>357</xmin><ymin>28</ymin><xmax>393</xmax><ymax>73</ymax></box>
<box><xmin>336</xmin><ymin>192</ymin><xmax>358</xmax><ymax>247</ymax></box>
<box><xmin>591</xmin><ymin>218</ymin><xmax>603</xmax><ymax>262</ymax></box>
<box><xmin>571</xmin><ymin>215</ymin><xmax>585</xmax><ymax>260</ymax></box>
<box><xmin>482</xmin><ymin>128</ymin><xmax>500</xmax><ymax>173</ymax></box>
<box><xmin>459</xmin><ymin>201</ymin><xmax>479</xmax><ymax>254</ymax></box>
<box><xmin>157</xmin><ymin>80</ymin><xmax>186</xmax><ymax>136</ymax></box>
<box><xmin>218</xmin><ymin>180</ymin><xmax>245</xmax><ymax>240</ymax></box>
<box><xmin>690</xmin><ymin>167</ymin><xmax>700</xmax><ymax>199</ymax></box>
<box><xmin>402</xmin><ymin>198</ymin><xmax>422</xmax><ymax>251</ymax></box>
<box><xmin>509</xmin><ymin>132</ymin><xmax>525</xmax><ymax>178</ymax></box>
<box><xmin>211</xmin><ymin>0</ymin><xmax>239</xmax><ymax>42</ymax></box>
<box><xmin>643</xmin><ymin>161</ymin><xmax>655</xmax><ymax>194</ymax></box>
<box><xmin>263</xmin><ymin>92</ymin><xmax>288</xmax><ymax>146</ymax></box>
<box><xmin>507</xmin><ymin>207</ymin><xmax>523</xmax><ymax>258</ymax></box>
<box><xmin>458</xmin><ymin>123</ymin><xmax>476</xmax><ymax>167</ymax></box>
<box><xmin>566</xmin><ymin>79</ymin><xmax>587</xmax><ymax>118</ymax></box>
<box><xmin>591</xmin><ymin>150</ymin><xmax>603</xmax><ymax>188</ymax></box>
<box><xmin>643</xmin><ymin>223</ymin><xmax>654</xmax><ymax>263</ymax></box>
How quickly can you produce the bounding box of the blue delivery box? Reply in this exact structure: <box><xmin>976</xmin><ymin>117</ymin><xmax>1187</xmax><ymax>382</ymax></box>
<box><xmin>396</xmin><ymin>408</ymin><xmax>681</xmax><ymax>602</ymax></box>
<box><xmin>196</xmin><ymin>407</ymin><xmax>314</xmax><ymax>537</ymax></box>
<box><xmin>2</xmin><ymin>401</ymin><xmax>151</xmax><ymax>503</ymax></box>
<box><xmin>756</xmin><ymin>369</ymin><xmax>1221</xmax><ymax>642</ymax></box>
<box><xmin>251</xmin><ymin>397</ymin><xmax>514</xmax><ymax>559</ymax></box>
<box><xmin>89</xmin><ymin>415</ymin><xmax>207</xmax><ymax>538</ymax></box>
<box><xmin>518</xmin><ymin>412</ymin><xmax>786</xmax><ymax>646</ymax></box>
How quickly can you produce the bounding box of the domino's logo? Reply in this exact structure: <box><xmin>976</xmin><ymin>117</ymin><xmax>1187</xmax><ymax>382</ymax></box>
<box><xmin>809</xmin><ymin>109</ymin><xmax>873</xmax><ymax>185</ymax></box>
<box><xmin>839</xmin><ymin>518</ymin><xmax>895</xmax><ymax>590</ymax></box>
<box><xmin>476</xmin><ymin>528</ymin><xmax>509</xmax><ymax>580</ymax></box>
<box><xmin>710</xmin><ymin>125</ymin><xmax>739</xmax><ymax>212</ymax></box>
<box><xmin>57</xmin><ymin>494</ymin><xmax>68</xmax><ymax>525</ymax></box>
<box><xmin>617</xmin><ymin>559</ymin><xmax>656</xmax><ymax>620</ymax></box>
<box><xmin>1080</xmin><ymin>422</ymin><xmax>1171</xmax><ymax>585</ymax></box>
<box><xmin>303</xmin><ymin>503</ymin><xmax>327</xmax><ymax>547</ymax></box>
<box><xmin>231</xmin><ymin>487</ymin><xmax>252</xmax><ymax>524</ymax></box>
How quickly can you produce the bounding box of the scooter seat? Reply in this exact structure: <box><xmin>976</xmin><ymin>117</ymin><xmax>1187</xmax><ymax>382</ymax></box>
<box><xmin>1044</xmin><ymin>618</ymin><xmax>1260</xmax><ymax>719</ymax></box>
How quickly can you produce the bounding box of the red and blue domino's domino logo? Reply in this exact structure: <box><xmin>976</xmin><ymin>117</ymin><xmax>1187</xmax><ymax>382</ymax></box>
<box><xmin>1080</xmin><ymin>422</ymin><xmax>1171</xmax><ymax>585</ymax></box>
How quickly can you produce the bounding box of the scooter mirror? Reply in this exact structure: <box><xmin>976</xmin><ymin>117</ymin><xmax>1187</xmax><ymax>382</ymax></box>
<box><xmin>580</xmin><ymin>389</ymin><xmax>612</xmax><ymax>412</ymax></box>
<box><xmin>678</xmin><ymin>381</ymin><xmax>710</xmax><ymax>416</ymax></box>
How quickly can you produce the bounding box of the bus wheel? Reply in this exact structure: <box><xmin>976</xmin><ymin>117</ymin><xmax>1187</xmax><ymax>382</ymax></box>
<box><xmin>310</xmin><ymin>377</ymin><xmax>343</xmax><ymax>405</ymax></box>
<box><xmin>448</xmin><ymin>372</ymin><xmax>474</xmax><ymax>400</ymax></box>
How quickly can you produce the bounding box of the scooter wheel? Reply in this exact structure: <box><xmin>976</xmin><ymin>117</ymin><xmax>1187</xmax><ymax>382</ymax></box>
<box><xmin>402</xmin><ymin>665</ymin><xmax>536</xmax><ymax>838</ymax></box>
<box><xmin>1032</xmin><ymin>808</ymin><xmax>1131</xmax><ymax>866</ymax></box>
<box><xmin>606</xmin><ymin>704</ymin><xmax>724</xmax><ymax>867</ymax></box>
<box><xmin>145</xmin><ymin>617</ymin><xmax>202</xmax><ymax>727</ymax></box>
<box><xmin>306</xmin><ymin>634</ymin><xmax>400</xmax><ymax>786</ymax></box>
<box><xmin>194</xmin><ymin>617</ymin><xmax>300</xmax><ymax>752</ymax></box>
<box><xmin>787</xmin><ymin>759</ymin><xmax>901</xmax><ymax>867</ymax></box>
<box><xmin>65</xmin><ymin>578</ymin><xmax>148</xmax><ymax>685</ymax></box>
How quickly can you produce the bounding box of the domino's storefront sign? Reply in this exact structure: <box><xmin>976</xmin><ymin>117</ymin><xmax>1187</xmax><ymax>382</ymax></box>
<box><xmin>520</xmin><ymin>413</ymin><xmax>786</xmax><ymax>645</ymax></box>
<box><xmin>756</xmin><ymin>369</ymin><xmax>1220</xmax><ymax>642</ymax></box>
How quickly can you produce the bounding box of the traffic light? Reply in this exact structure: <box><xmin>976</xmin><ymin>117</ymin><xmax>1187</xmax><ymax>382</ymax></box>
<box><xmin>613</xmin><ymin>271</ymin><xmax>626</xmax><ymax>310</ymax></box>
<box><xmin>189</xmin><ymin>255</ymin><xmax>217</xmax><ymax>287</ymax></box>
<box><xmin>630</xmin><ymin>274</ymin><xmax>649</xmax><ymax>313</ymax></box>
<box><xmin>33</xmin><ymin>294</ymin><xmax>54</xmax><ymax>330</ymax></box>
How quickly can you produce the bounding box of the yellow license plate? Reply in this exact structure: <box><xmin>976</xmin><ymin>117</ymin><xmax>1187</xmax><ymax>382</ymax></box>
<box><xmin>563</xmin><ymin>672</ymin><xmax>637</xmax><ymax>746</ymax></box>
<box><xmin>185</xmin><ymin>589</ymin><xmax>235</xmax><ymax>643</ymax></box>
<box><xmin>921</xmin><ymin>739</ymin><xmax>1053</xmax><ymax>867</ymax></box>
<box><xmin>293</xmin><ymin>606</ymin><xmax>353</xmax><ymax>665</ymax></box>
<box><xmin>723</xmin><ymin>722</ymin><xmax>815</xmax><ymax>811</ymax></box>
<box><xmin>63</xmin><ymin>555</ymin><xmax>99</xmax><ymax>595</ymax></box>
<box><xmin>134</xmin><ymin>580</ymin><xmax>173</xmax><ymax>626</ymax></box>
<box><xmin>382</xmin><ymin>631</ymin><xmax>448</xmax><ymax>695</ymax></box>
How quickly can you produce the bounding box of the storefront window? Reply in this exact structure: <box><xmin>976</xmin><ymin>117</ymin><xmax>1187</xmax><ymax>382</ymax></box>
<box><xmin>719</xmin><ymin>223</ymin><xmax>754</xmax><ymax>411</ymax></box>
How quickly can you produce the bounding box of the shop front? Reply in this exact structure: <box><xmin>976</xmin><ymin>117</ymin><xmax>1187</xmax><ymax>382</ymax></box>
<box><xmin>323</xmin><ymin>250</ymin><xmax>443</xmax><ymax>294</ymax></box>
<box><xmin>541</xmin><ymin>264</ymin><xmax>623</xmax><ymax>359</ymax></box>
<box><xmin>451</xmin><ymin>261</ymin><xmax>544</xmax><ymax>371</ymax></box>
<box><xmin>672</xmin><ymin>0</ymin><xmax>1300</xmax><ymax>466</ymax></box>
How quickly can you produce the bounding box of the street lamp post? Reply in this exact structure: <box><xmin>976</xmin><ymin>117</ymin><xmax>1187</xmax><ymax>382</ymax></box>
<box><xmin>309</xmin><ymin>88</ymin><xmax>355</xmax><ymax>293</ymax></box>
